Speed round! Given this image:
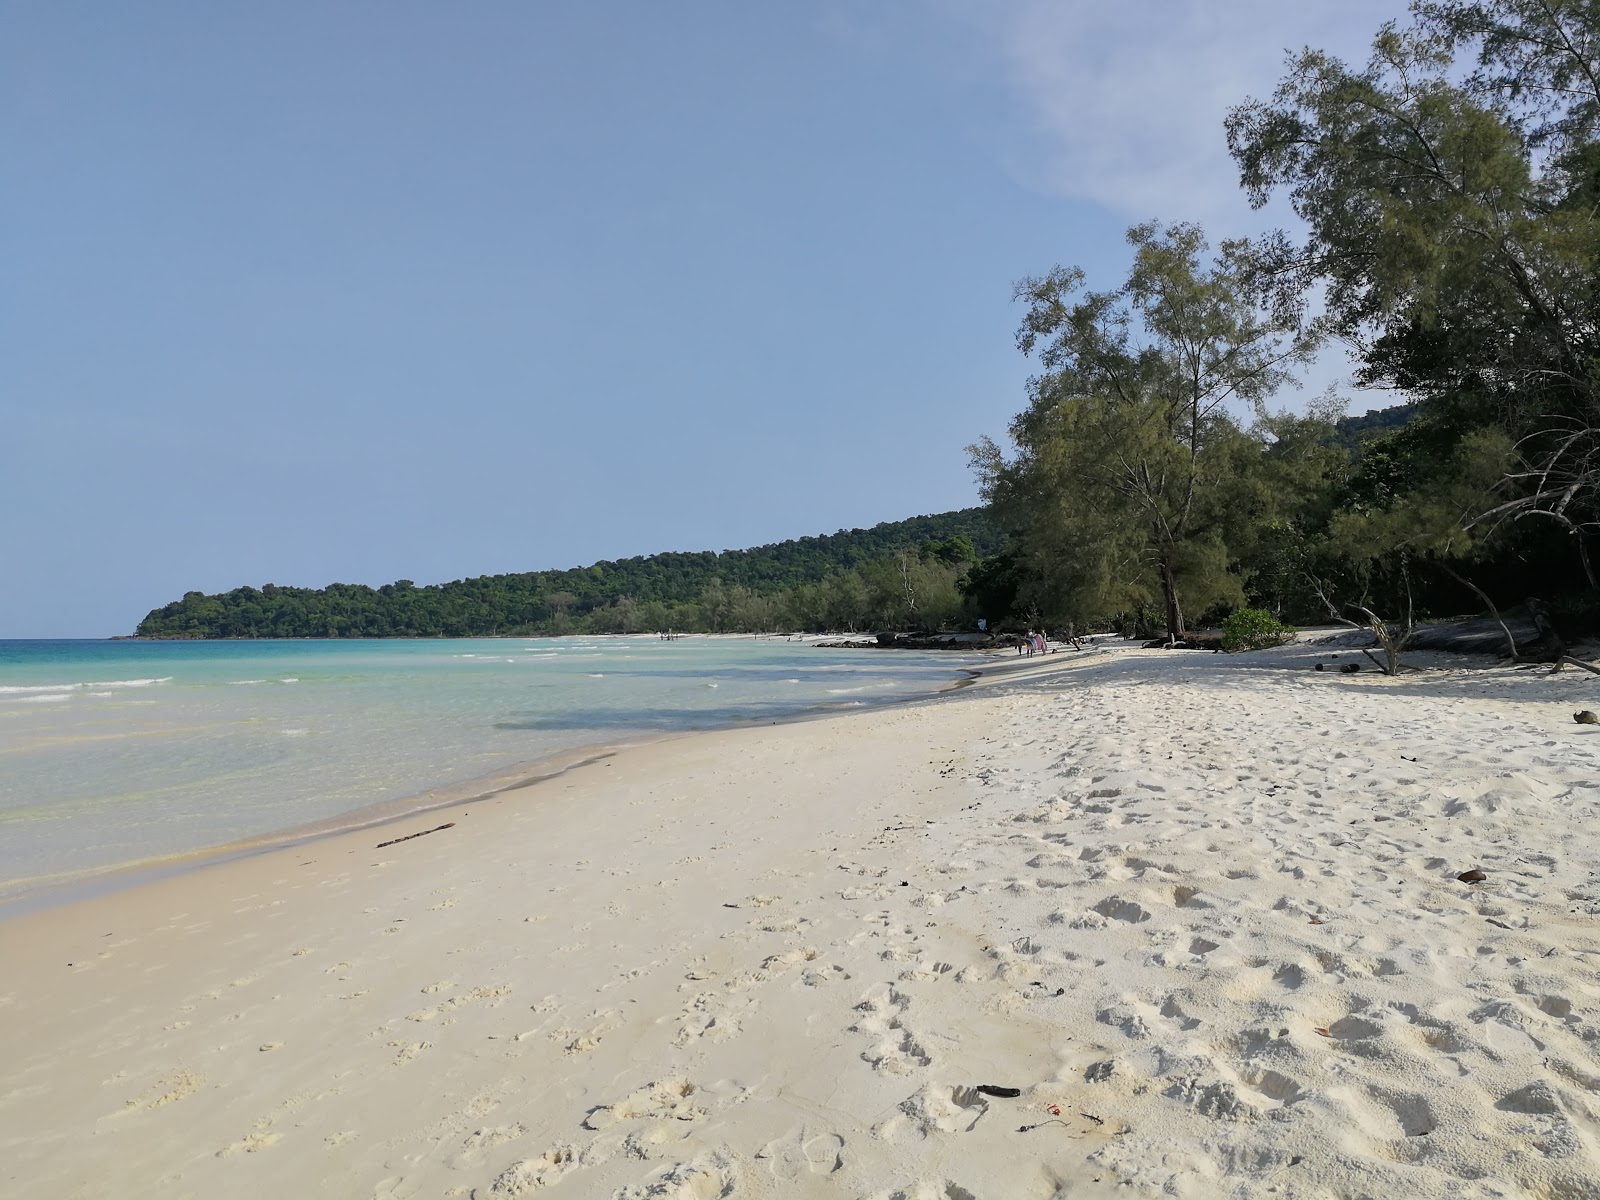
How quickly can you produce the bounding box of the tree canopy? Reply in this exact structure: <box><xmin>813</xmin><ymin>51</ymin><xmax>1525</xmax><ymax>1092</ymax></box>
<box><xmin>134</xmin><ymin>510</ymin><xmax>1002</xmax><ymax>638</ymax></box>
<box><xmin>973</xmin><ymin>223</ymin><xmax>1324</xmax><ymax>640</ymax></box>
<box><xmin>977</xmin><ymin>0</ymin><xmax>1600</xmax><ymax>654</ymax></box>
<box><xmin>1227</xmin><ymin>0</ymin><xmax>1600</xmax><ymax>587</ymax></box>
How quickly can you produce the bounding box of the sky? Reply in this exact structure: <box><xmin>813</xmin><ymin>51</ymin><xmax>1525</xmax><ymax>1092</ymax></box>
<box><xmin>2</xmin><ymin>0</ymin><xmax>1406</xmax><ymax>637</ymax></box>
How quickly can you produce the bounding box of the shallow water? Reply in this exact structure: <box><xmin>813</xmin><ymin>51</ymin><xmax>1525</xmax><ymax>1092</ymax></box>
<box><xmin>0</xmin><ymin>636</ymin><xmax>964</xmax><ymax>901</ymax></box>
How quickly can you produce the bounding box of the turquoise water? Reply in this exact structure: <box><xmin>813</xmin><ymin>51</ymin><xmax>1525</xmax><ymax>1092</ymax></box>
<box><xmin>0</xmin><ymin>637</ymin><xmax>965</xmax><ymax>903</ymax></box>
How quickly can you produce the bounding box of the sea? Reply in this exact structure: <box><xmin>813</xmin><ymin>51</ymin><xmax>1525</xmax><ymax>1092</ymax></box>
<box><xmin>0</xmin><ymin>636</ymin><xmax>968</xmax><ymax>909</ymax></box>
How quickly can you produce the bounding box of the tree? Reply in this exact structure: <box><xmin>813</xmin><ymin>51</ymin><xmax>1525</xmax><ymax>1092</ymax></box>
<box><xmin>1226</xmin><ymin>0</ymin><xmax>1600</xmax><ymax>588</ymax></box>
<box><xmin>975</xmin><ymin>222</ymin><xmax>1318</xmax><ymax>640</ymax></box>
<box><xmin>699</xmin><ymin>577</ymin><xmax>731</xmax><ymax>633</ymax></box>
<box><xmin>920</xmin><ymin>535</ymin><xmax>978</xmax><ymax>567</ymax></box>
<box><xmin>958</xmin><ymin>553</ymin><xmax>1022</xmax><ymax>625</ymax></box>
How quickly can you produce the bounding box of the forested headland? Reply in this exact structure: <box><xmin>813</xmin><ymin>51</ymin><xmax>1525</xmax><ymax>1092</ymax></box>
<box><xmin>134</xmin><ymin>511</ymin><xmax>1001</xmax><ymax>638</ymax></box>
<box><xmin>142</xmin><ymin>1</ymin><xmax>1600</xmax><ymax>653</ymax></box>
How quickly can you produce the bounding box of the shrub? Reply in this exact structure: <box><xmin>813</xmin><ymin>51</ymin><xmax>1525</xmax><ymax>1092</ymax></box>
<box><xmin>1221</xmin><ymin>608</ymin><xmax>1296</xmax><ymax>652</ymax></box>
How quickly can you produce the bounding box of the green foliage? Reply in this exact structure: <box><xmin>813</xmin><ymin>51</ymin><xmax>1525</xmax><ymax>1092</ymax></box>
<box><xmin>1227</xmin><ymin>0</ymin><xmax>1600</xmax><ymax>586</ymax></box>
<box><xmin>957</xmin><ymin>553</ymin><xmax>1022</xmax><ymax>623</ymax></box>
<box><xmin>135</xmin><ymin>510</ymin><xmax>1000</xmax><ymax>638</ymax></box>
<box><xmin>1221</xmin><ymin>608</ymin><xmax>1296</xmax><ymax>652</ymax></box>
<box><xmin>976</xmin><ymin>222</ymin><xmax>1321</xmax><ymax>640</ymax></box>
<box><xmin>921</xmin><ymin>535</ymin><xmax>978</xmax><ymax>566</ymax></box>
<box><xmin>975</xmin><ymin>0</ymin><xmax>1600</xmax><ymax>644</ymax></box>
<box><xmin>1331</xmin><ymin>403</ymin><xmax>1417</xmax><ymax>453</ymax></box>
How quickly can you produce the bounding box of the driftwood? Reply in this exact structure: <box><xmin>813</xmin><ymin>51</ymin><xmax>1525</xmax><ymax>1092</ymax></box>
<box><xmin>376</xmin><ymin>822</ymin><xmax>455</xmax><ymax>849</ymax></box>
<box><xmin>1142</xmin><ymin>633</ymin><xmax>1223</xmax><ymax>651</ymax></box>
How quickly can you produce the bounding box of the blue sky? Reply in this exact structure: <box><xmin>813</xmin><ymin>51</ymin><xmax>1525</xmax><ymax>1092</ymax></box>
<box><xmin>3</xmin><ymin>0</ymin><xmax>1403</xmax><ymax>637</ymax></box>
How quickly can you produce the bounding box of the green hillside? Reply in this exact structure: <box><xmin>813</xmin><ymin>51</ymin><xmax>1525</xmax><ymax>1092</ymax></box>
<box><xmin>135</xmin><ymin>509</ymin><xmax>1000</xmax><ymax>638</ymax></box>
<box><xmin>1331</xmin><ymin>402</ymin><xmax>1417</xmax><ymax>451</ymax></box>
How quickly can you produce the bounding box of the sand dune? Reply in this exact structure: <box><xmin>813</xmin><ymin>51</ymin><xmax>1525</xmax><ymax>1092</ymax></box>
<box><xmin>4</xmin><ymin>640</ymin><xmax>1600</xmax><ymax>1197</ymax></box>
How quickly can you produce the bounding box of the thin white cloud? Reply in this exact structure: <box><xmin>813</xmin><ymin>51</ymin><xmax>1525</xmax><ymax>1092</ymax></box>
<box><xmin>939</xmin><ymin>0</ymin><xmax>1411</xmax><ymax>411</ymax></box>
<box><xmin>945</xmin><ymin>0</ymin><xmax>1407</xmax><ymax>222</ymax></box>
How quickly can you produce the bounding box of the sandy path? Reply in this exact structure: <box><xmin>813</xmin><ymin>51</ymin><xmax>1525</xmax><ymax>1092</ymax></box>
<box><xmin>4</xmin><ymin>643</ymin><xmax>1600</xmax><ymax>1198</ymax></box>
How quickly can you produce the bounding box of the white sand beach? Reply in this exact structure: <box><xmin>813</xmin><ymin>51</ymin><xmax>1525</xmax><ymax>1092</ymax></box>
<box><xmin>5</xmin><ymin>641</ymin><xmax>1600</xmax><ymax>1198</ymax></box>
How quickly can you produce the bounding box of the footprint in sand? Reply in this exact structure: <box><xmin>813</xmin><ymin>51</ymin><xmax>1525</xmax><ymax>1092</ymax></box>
<box><xmin>874</xmin><ymin>1085</ymin><xmax>990</xmax><ymax>1141</ymax></box>
<box><xmin>119</xmin><ymin>1069</ymin><xmax>204</xmax><ymax>1115</ymax></box>
<box><xmin>445</xmin><ymin>1123</ymin><xmax>528</xmax><ymax>1170</ymax></box>
<box><xmin>217</xmin><ymin>1131</ymin><xmax>282</xmax><ymax>1156</ymax></box>
<box><xmin>584</xmin><ymin>1079</ymin><xmax>706</xmax><ymax>1129</ymax></box>
<box><xmin>852</xmin><ymin>987</ymin><xmax>934</xmax><ymax>1075</ymax></box>
<box><xmin>870</xmin><ymin>1183</ymin><xmax>980</xmax><ymax>1200</ymax></box>
<box><xmin>613</xmin><ymin>1152</ymin><xmax>735</xmax><ymax>1200</ymax></box>
<box><xmin>483</xmin><ymin>1146</ymin><xmax>579</xmax><ymax>1195</ymax></box>
<box><xmin>757</xmin><ymin>1126</ymin><xmax>846</xmax><ymax>1180</ymax></box>
<box><xmin>387</xmin><ymin>1040</ymin><xmax>430</xmax><ymax>1065</ymax></box>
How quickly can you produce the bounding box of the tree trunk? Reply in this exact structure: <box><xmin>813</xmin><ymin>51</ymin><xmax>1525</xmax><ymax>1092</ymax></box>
<box><xmin>1159</xmin><ymin>555</ymin><xmax>1186</xmax><ymax>643</ymax></box>
<box><xmin>1527</xmin><ymin>596</ymin><xmax>1567</xmax><ymax>662</ymax></box>
<box><xmin>1439</xmin><ymin>561</ymin><xmax>1518</xmax><ymax>661</ymax></box>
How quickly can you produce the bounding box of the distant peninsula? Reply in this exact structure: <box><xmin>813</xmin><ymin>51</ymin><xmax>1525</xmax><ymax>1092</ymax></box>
<box><xmin>135</xmin><ymin>509</ymin><xmax>1003</xmax><ymax>639</ymax></box>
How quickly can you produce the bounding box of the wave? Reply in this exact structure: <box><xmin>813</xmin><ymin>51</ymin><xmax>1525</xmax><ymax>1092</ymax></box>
<box><xmin>228</xmin><ymin>679</ymin><xmax>268</xmax><ymax>686</ymax></box>
<box><xmin>0</xmin><ymin>676</ymin><xmax>173</xmax><ymax>697</ymax></box>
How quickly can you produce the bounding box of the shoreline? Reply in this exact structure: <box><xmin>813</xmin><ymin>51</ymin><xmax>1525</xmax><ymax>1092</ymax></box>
<box><xmin>8</xmin><ymin>641</ymin><xmax>1589</xmax><ymax>1196</ymax></box>
<box><xmin>0</xmin><ymin>741</ymin><xmax>635</xmax><ymax>920</ymax></box>
<box><xmin>0</xmin><ymin>647</ymin><xmax>1003</xmax><ymax>920</ymax></box>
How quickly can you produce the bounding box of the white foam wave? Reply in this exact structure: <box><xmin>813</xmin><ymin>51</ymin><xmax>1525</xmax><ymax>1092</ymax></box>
<box><xmin>20</xmin><ymin>694</ymin><xmax>71</xmax><ymax>704</ymax></box>
<box><xmin>826</xmin><ymin>686</ymin><xmax>868</xmax><ymax>695</ymax></box>
<box><xmin>228</xmin><ymin>679</ymin><xmax>268</xmax><ymax>686</ymax></box>
<box><xmin>0</xmin><ymin>676</ymin><xmax>172</xmax><ymax>697</ymax></box>
<box><xmin>278</xmin><ymin>678</ymin><xmax>299</xmax><ymax>684</ymax></box>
